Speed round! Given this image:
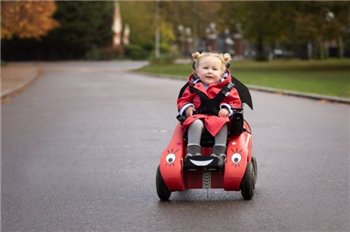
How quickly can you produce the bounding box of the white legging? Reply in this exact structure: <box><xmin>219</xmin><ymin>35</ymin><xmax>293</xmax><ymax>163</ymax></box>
<box><xmin>187</xmin><ymin>119</ymin><xmax>228</xmax><ymax>146</ymax></box>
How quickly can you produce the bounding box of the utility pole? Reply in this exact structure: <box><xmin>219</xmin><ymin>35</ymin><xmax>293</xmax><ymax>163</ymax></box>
<box><xmin>155</xmin><ymin>0</ymin><xmax>160</xmax><ymax>58</ymax></box>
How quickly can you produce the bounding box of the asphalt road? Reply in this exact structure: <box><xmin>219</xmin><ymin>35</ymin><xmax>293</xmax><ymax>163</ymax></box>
<box><xmin>1</xmin><ymin>61</ymin><xmax>349</xmax><ymax>232</ymax></box>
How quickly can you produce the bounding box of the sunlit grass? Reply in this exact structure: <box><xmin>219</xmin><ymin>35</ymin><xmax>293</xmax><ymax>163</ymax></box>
<box><xmin>135</xmin><ymin>59</ymin><xmax>350</xmax><ymax>98</ymax></box>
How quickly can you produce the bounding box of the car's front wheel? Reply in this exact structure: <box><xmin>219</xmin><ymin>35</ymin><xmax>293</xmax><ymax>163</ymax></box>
<box><xmin>240</xmin><ymin>162</ymin><xmax>254</xmax><ymax>200</ymax></box>
<box><xmin>156</xmin><ymin>166</ymin><xmax>171</xmax><ymax>201</ymax></box>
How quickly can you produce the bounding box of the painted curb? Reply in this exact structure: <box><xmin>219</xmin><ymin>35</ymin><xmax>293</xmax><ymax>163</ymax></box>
<box><xmin>247</xmin><ymin>85</ymin><xmax>350</xmax><ymax>104</ymax></box>
<box><xmin>1</xmin><ymin>67</ymin><xmax>40</xmax><ymax>98</ymax></box>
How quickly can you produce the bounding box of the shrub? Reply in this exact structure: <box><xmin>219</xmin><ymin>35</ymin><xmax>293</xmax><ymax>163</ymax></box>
<box><xmin>150</xmin><ymin>55</ymin><xmax>176</xmax><ymax>65</ymax></box>
<box><xmin>254</xmin><ymin>54</ymin><xmax>268</xmax><ymax>61</ymax></box>
<box><xmin>160</xmin><ymin>44</ymin><xmax>170</xmax><ymax>53</ymax></box>
<box><xmin>125</xmin><ymin>45</ymin><xmax>149</xmax><ymax>60</ymax></box>
<box><xmin>85</xmin><ymin>45</ymin><xmax>101</xmax><ymax>60</ymax></box>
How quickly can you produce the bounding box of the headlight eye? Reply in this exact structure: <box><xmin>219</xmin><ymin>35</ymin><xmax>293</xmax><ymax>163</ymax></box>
<box><xmin>231</xmin><ymin>153</ymin><xmax>242</xmax><ymax>163</ymax></box>
<box><xmin>166</xmin><ymin>153</ymin><xmax>176</xmax><ymax>164</ymax></box>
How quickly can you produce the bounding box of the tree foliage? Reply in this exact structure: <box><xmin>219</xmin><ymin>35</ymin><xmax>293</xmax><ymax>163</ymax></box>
<box><xmin>159</xmin><ymin>1</ymin><xmax>221</xmax><ymax>38</ymax></box>
<box><xmin>288</xmin><ymin>1</ymin><xmax>350</xmax><ymax>58</ymax></box>
<box><xmin>119</xmin><ymin>1</ymin><xmax>221</xmax><ymax>52</ymax></box>
<box><xmin>1</xmin><ymin>1</ymin><xmax>349</xmax><ymax>61</ymax></box>
<box><xmin>1</xmin><ymin>0</ymin><xmax>60</xmax><ymax>40</ymax></box>
<box><xmin>2</xmin><ymin>1</ymin><xmax>115</xmax><ymax>60</ymax></box>
<box><xmin>119</xmin><ymin>1</ymin><xmax>156</xmax><ymax>50</ymax></box>
<box><xmin>220</xmin><ymin>1</ymin><xmax>350</xmax><ymax>60</ymax></box>
<box><xmin>220</xmin><ymin>1</ymin><xmax>295</xmax><ymax>60</ymax></box>
<box><xmin>47</xmin><ymin>1</ymin><xmax>115</xmax><ymax>57</ymax></box>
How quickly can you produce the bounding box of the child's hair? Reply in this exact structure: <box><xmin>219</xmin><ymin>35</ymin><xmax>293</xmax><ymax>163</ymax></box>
<box><xmin>192</xmin><ymin>51</ymin><xmax>231</xmax><ymax>71</ymax></box>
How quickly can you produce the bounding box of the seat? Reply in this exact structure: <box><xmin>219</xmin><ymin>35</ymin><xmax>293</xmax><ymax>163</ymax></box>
<box><xmin>182</xmin><ymin>109</ymin><xmax>245</xmax><ymax>147</ymax></box>
<box><xmin>177</xmin><ymin>72</ymin><xmax>252</xmax><ymax>147</ymax></box>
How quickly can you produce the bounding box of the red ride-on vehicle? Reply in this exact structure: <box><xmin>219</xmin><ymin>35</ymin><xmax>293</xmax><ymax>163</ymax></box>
<box><xmin>156</xmin><ymin>73</ymin><xmax>257</xmax><ymax>201</ymax></box>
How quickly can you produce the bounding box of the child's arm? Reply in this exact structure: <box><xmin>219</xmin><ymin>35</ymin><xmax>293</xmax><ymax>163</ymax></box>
<box><xmin>219</xmin><ymin>88</ymin><xmax>242</xmax><ymax>117</ymax></box>
<box><xmin>218</xmin><ymin>108</ymin><xmax>229</xmax><ymax>117</ymax></box>
<box><xmin>177</xmin><ymin>87</ymin><xmax>196</xmax><ymax>117</ymax></box>
<box><xmin>185</xmin><ymin>106</ymin><xmax>195</xmax><ymax>117</ymax></box>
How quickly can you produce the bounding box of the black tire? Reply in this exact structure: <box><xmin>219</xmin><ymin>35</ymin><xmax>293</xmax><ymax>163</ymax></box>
<box><xmin>252</xmin><ymin>156</ymin><xmax>258</xmax><ymax>187</ymax></box>
<box><xmin>156</xmin><ymin>166</ymin><xmax>171</xmax><ymax>201</ymax></box>
<box><xmin>241</xmin><ymin>162</ymin><xmax>254</xmax><ymax>200</ymax></box>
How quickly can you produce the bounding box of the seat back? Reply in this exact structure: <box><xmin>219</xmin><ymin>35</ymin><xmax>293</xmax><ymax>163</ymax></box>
<box><xmin>231</xmin><ymin>75</ymin><xmax>253</xmax><ymax>110</ymax></box>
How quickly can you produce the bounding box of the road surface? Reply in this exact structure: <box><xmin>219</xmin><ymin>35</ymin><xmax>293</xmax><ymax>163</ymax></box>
<box><xmin>2</xmin><ymin>61</ymin><xmax>349</xmax><ymax>231</ymax></box>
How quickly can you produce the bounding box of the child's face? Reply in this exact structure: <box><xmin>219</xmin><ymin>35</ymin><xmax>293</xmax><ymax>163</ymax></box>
<box><xmin>196</xmin><ymin>56</ymin><xmax>224</xmax><ymax>85</ymax></box>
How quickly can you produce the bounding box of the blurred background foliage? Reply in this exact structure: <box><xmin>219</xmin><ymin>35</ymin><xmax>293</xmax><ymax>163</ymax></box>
<box><xmin>1</xmin><ymin>1</ymin><xmax>350</xmax><ymax>61</ymax></box>
<box><xmin>1</xmin><ymin>0</ymin><xmax>60</xmax><ymax>40</ymax></box>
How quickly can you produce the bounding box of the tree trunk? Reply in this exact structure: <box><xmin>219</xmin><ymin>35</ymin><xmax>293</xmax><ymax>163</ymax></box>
<box><xmin>318</xmin><ymin>37</ymin><xmax>325</xmax><ymax>60</ymax></box>
<box><xmin>338</xmin><ymin>36</ymin><xmax>344</xmax><ymax>59</ymax></box>
<box><xmin>255</xmin><ymin>36</ymin><xmax>267</xmax><ymax>61</ymax></box>
<box><xmin>299</xmin><ymin>42</ymin><xmax>309</xmax><ymax>60</ymax></box>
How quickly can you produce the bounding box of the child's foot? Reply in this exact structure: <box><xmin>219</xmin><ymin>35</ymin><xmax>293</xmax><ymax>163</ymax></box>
<box><xmin>185</xmin><ymin>144</ymin><xmax>201</xmax><ymax>158</ymax></box>
<box><xmin>211</xmin><ymin>145</ymin><xmax>227</xmax><ymax>166</ymax></box>
<box><xmin>210</xmin><ymin>153</ymin><xmax>226</xmax><ymax>166</ymax></box>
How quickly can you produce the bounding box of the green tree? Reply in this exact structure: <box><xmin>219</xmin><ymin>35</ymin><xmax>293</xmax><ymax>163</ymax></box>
<box><xmin>46</xmin><ymin>1</ymin><xmax>115</xmax><ymax>59</ymax></box>
<box><xmin>298</xmin><ymin>1</ymin><xmax>349</xmax><ymax>59</ymax></box>
<box><xmin>220</xmin><ymin>1</ymin><xmax>294</xmax><ymax>61</ymax></box>
<box><xmin>119</xmin><ymin>1</ymin><xmax>155</xmax><ymax>51</ymax></box>
<box><xmin>160</xmin><ymin>1</ymin><xmax>221</xmax><ymax>40</ymax></box>
<box><xmin>220</xmin><ymin>1</ymin><xmax>350</xmax><ymax>60</ymax></box>
<box><xmin>119</xmin><ymin>1</ymin><xmax>221</xmax><ymax>55</ymax></box>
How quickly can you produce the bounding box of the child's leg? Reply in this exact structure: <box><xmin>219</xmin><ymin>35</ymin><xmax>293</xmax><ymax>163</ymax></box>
<box><xmin>186</xmin><ymin>119</ymin><xmax>204</xmax><ymax>157</ymax></box>
<box><xmin>214</xmin><ymin>124</ymin><xmax>228</xmax><ymax>147</ymax></box>
<box><xmin>212</xmin><ymin>124</ymin><xmax>228</xmax><ymax>166</ymax></box>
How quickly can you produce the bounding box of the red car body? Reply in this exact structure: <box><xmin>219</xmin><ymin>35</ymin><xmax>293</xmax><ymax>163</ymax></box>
<box><xmin>156</xmin><ymin>75</ymin><xmax>256</xmax><ymax>200</ymax></box>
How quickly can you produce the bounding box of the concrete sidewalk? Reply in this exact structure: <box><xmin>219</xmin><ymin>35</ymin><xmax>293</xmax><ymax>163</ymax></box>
<box><xmin>1</xmin><ymin>62</ymin><xmax>41</xmax><ymax>98</ymax></box>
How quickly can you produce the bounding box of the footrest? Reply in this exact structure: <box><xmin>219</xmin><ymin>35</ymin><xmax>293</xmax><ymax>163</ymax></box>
<box><xmin>185</xmin><ymin>156</ymin><xmax>219</xmax><ymax>167</ymax></box>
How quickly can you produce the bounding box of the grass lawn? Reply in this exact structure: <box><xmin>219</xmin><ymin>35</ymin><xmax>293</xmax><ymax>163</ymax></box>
<box><xmin>134</xmin><ymin>59</ymin><xmax>350</xmax><ymax>98</ymax></box>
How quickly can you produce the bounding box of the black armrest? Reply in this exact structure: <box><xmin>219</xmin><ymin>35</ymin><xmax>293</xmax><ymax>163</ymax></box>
<box><xmin>176</xmin><ymin>115</ymin><xmax>187</xmax><ymax>125</ymax></box>
<box><xmin>230</xmin><ymin>111</ymin><xmax>244</xmax><ymax>135</ymax></box>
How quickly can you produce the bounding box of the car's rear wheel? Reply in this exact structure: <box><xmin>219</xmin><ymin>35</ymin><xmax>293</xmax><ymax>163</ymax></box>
<box><xmin>156</xmin><ymin>166</ymin><xmax>171</xmax><ymax>200</ymax></box>
<box><xmin>252</xmin><ymin>156</ymin><xmax>258</xmax><ymax>187</ymax></box>
<box><xmin>241</xmin><ymin>162</ymin><xmax>254</xmax><ymax>200</ymax></box>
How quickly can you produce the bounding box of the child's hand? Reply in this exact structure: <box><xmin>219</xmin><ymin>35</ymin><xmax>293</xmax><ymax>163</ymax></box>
<box><xmin>185</xmin><ymin>106</ymin><xmax>195</xmax><ymax>117</ymax></box>
<box><xmin>218</xmin><ymin>108</ymin><xmax>229</xmax><ymax>117</ymax></box>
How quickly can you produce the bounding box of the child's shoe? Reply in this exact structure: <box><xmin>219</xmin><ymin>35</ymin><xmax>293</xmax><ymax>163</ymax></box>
<box><xmin>211</xmin><ymin>145</ymin><xmax>227</xmax><ymax>166</ymax></box>
<box><xmin>185</xmin><ymin>144</ymin><xmax>201</xmax><ymax>158</ymax></box>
